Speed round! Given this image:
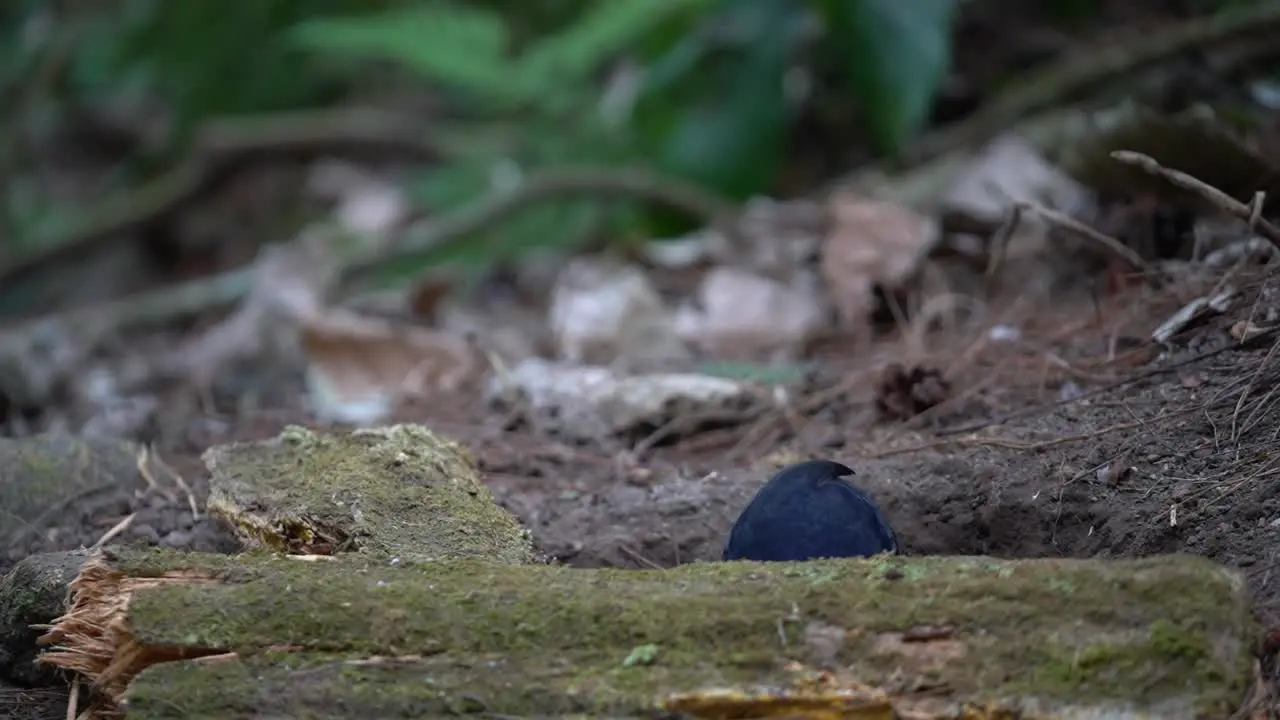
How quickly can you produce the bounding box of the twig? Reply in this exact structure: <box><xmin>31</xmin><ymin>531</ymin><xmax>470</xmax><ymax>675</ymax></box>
<box><xmin>934</xmin><ymin>321</ymin><xmax>1280</xmax><ymax>437</ymax></box>
<box><xmin>984</xmin><ymin>203</ymin><xmax>1025</xmax><ymax>285</ymax></box>
<box><xmin>1110</xmin><ymin>150</ymin><xmax>1280</xmax><ymax>249</ymax></box>
<box><xmin>65</xmin><ymin>679</ymin><xmax>78</xmax><ymax>720</ymax></box>
<box><xmin>867</xmin><ymin>407</ymin><xmax>1199</xmax><ymax>460</ymax></box>
<box><xmin>147</xmin><ymin>446</ymin><xmax>200</xmax><ymax>520</ymax></box>
<box><xmin>1031</xmin><ymin>203</ymin><xmax>1155</xmax><ymax>279</ymax></box>
<box><xmin>92</xmin><ymin>513</ymin><xmax>135</xmax><ymax>549</ymax></box>
<box><xmin>618</xmin><ymin>544</ymin><xmax>664</xmax><ymax>570</ymax></box>
<box><xmin>0</xmin><ymin>107</ymin><xmax>450</xmax><ymax>286</ymax></box>
<box><xmin>340</xmin><ymin>166</ymin><xmax>741</xmax><ymax>289</ymax></box>
<box><xmin>986</xmin><ymin>199</ymin><xmax>1153</xmax><ymax>284</ymax></box>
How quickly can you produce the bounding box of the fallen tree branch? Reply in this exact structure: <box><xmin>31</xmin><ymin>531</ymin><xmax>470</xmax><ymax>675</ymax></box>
<box><xmin>7</xmin><ymin>164</ymin><xmax>741</xmax><ymax>341</ymax></box>
<box><xmin>1111</xmin><ymin>150</ymin><xmax>1280</xmax><ymax>249</ymax></box>
<box><xmin>13</xmin><ymin>548</ymin><xmax>1255</xmax><ymax>720</ymax></box>
<box><xmin>340</xmin><ymin>165</ymin><xmax>742</xmax><ymax>290</ymax></box>
<box><xmin>0</xmin><ymin>107</ymin><xmax>450</xmax><ymax>287</ymax></box>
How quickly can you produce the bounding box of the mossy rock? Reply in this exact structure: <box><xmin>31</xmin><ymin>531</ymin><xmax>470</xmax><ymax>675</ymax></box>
<box><xmin>0</xmin><ymin>549</ymin><xmax>92</xmax><ymax>686</ymax></box>
<box><xmin>204</xmin><ymin>424</ymin><xmax>536</xmax><ymax>564</ymax></box>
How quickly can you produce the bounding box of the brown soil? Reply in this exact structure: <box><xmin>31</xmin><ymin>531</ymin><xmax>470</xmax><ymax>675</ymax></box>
<box><xmin>4</xmin><ymin>266</ymin><xmax>1280</xmax><ymax>714</ymax></box>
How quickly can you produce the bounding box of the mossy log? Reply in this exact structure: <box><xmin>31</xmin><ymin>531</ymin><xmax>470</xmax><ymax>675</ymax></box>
<box><xmin>28</xmin><ymin>547</ymin><xmax>1255</xmax><ymax>719</ymax></box>
<box><xmin>0</xmin><ymin>549</ymin><xmax>92</xmax><ymax>686</ymax></box>
<box><xmin>203</xmin><ymin>424</ymin><xmax>536</xmax><ymax>564</ymax></box>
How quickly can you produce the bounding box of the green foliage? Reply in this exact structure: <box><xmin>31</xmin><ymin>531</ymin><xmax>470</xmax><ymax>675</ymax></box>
<box><xmin>820</xmin><ymin>0</ymin><xmax>957</xmax><ymax>154</ymax></box>
<box><xmin>286</xmin><ymin>0</ymin><xmax>960</xmax><ymax>272</ymax></box>
<box><xmin>291</xmin><ymin>5</ymin><xmax>523</xmax><ymax>108</ymax></box>
<box><xmin>76</xmin><ymin>0</ymin><xmax>397</xmax><ymax>138</ymax></box>
<box><xmin>0</xmin><ymin>0</ymin><xmax>961</xmax><ymax>274</ymax></box>
<box><xmin>641</xmin><ymin>0</ymin><xmax>798</xmax><ymax>202</ymax></box>
<box><xmin>290</xmin><ymin>0</ymin><xmax>724</xmax><ymax>273</ymax></box>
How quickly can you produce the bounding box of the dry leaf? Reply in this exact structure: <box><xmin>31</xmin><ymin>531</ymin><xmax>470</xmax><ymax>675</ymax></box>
<box><xmin>300</xmin><ymin>309</ymin><xmax>478</xmax><ymax>426</ymax></box>
<box><xmin>820</xmin><ymin>190</ymin><xmax>940</xmax><ymax>333</ymax></box>
<box><xmin>548</xmin><ymin>258</ymin><xmax>690</xmax><ymax>368</ymax></box>
<box><xmin>487</xmin><ymin>358</ymin><xmax>755</xmax><ymax>442</ymax></box>
<box><xmin>307</xmin><ymin>159</ymin><xmax>411</xmax><ymax>243</ymax></box>
<box><xmin>737</xmin><ymin>196</ymin><xmax>827</xmax><ymax>275</ymax></box>
<box><xmin>941</xmin><ymin>134</ymin><xmax>1095</xmax><ymax>225</ymax></box>
<box><xmin>162</xmin><ymin>232</ymin><xmax>339</xmax><ymax>386</ymax></box>
<box><xmin>674</xmin><ymin>267</ymin><xmax>826</xmax><ymax>360</ymax></box>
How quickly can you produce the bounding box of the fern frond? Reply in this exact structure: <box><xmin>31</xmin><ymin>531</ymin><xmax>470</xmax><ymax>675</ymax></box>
<box><xmin>288</xmin><ymin>4</ymin><xmax>530</xmax><ymax>107</ymax></box>
<box><xmin>517</xmin><ymin>0</ymin><xmax>716</xmax><ymax>95</ymax></box>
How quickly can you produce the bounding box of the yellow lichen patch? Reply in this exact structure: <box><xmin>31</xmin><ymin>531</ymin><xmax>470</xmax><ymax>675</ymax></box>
<box><xmin>661</xmin><ymin>676</ymin><xmax>895</xmax><ymax>720</ymax></box>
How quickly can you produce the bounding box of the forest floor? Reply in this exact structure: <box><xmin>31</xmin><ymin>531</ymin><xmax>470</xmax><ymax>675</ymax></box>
<box><xmin>4</xmin><ymin>258</ymin><xmax>1279</xmax><ymax>720</ymax></box>
<box><xmin>9</xmin><ymin>265</ymin><xmax>1277</xmax><ymax>623</ymax></box>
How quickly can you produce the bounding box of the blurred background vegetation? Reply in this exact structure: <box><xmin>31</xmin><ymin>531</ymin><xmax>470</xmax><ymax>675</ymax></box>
<box><xmin>0</xmin><ymin>0</ymin><xmax>1256</xmax><ymax>302</ymax></box>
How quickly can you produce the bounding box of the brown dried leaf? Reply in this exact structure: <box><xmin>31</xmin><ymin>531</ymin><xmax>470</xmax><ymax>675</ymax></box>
<box><xmin>299</xmin><ymin>309</ymin><xmax>478</xmax><ymax>425</ymax></box>
<box><xmin>674</xmin><ymin>267</ymin><xmax>826</xmax><ymax>360</ymax></box>
<box><xmin>548</xmin><ymin>258</ymin><xmax>690</xmax><ymax>369</ymax></box>
<box><xmin>820</xmin><ymin>191</ymin><xmax>940</xmax><ymax>333</ymax></box>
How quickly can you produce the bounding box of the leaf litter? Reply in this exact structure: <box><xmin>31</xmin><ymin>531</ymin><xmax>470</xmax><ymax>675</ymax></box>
<box><xmin>8</xmin><ymin>100</ymin><xmax>1280</xmax><ymax>716</ymax></box>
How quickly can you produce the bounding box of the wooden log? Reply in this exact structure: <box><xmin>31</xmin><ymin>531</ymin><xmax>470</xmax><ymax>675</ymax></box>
<box><xmin>26</xmin><ymin>548</ymin><xmax>1255</xmax><ymax>719</ymax></box>
<box><xmin>203</xmin><ymin>424</ymin><xmax>536</xmax><ymax>564</ymax></box>
<box><xmin>0</xmin><ymin>549</ymin><xmax>92</xmax><ymax>686</ymax></box>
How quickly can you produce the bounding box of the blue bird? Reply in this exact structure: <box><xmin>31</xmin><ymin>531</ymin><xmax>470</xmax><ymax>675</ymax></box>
<box><xmin>723</xmin><ymin>460</ymin><xmax>899</xmax><ymax>562</ymax></box>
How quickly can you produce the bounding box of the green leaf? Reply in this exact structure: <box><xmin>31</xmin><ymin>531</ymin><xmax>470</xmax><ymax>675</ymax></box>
<box><xmin>288</xmin><ymin>4</ymin><xmax>529</xmax><ymax>107</ymax></box>
<box><xmin>696</xmin><ymin>361</ymin><xmax>812</xmax><ymax>385</ymax></box>
<box><xmin>402</xmin><ymin>158</ymin><xmax>604</xmax><ymax>274</ymax></box>
<box><xmin>647</xmin><ymin>0</ymin><xmax>802</xmax><ymax>201</ymax></box>
<box><xmin>822</xmin><ymin>0</ymin><xmax>956</xmax><ymax>154</ymax></box>
<box><xmin>622</xmin><ymin>643</ymin><xmax>660</xmax><ymax>667</ymax></box>
<box><xmin>517</xmin><ymin>0</ymin><xmax>714</xmax><ymax>96</ymax></box>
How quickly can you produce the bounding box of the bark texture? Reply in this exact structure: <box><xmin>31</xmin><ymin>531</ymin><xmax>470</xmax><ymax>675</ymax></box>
<box><xmin>29</xmin><ymin>548</ymin><xmax>1260</xmax><ymax>719</ymax></box>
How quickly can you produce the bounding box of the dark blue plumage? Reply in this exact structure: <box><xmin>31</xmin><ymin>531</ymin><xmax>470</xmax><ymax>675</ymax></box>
<box><xmin>723</xmin><ymin>460</ymin><xmax>899</xmax><ymax>562</ymax></box>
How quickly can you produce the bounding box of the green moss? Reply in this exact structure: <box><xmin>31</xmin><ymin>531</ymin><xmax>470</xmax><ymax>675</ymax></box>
<box><xmin>1149</xmin><ymin>618</ymin><xmax>1210</xmax><ymax>662</ymax></box>
<box><xmin>112</xmin><ymin>551</ymin><xmax>1255</xmax><ymax>718</ymax></box>
<box><xmin>202</xmin><ymin>424</ymin><xmax>536</xmax><ymax>564</ymax></box>
<box><xmin>0</xmin><ymin>550</ymin><xmax>92</xmax><ymax>686</ymax></box>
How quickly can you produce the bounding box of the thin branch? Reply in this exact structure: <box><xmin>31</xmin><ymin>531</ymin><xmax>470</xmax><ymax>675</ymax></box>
<box><xmin>1110</xmin><ymin>150</ymin><xmax>1280</xmax><ymax>249</ymax></box>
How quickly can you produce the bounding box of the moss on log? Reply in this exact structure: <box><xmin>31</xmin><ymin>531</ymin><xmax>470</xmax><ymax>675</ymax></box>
<box><xmin>203</xmin><ymin>424</ymin><xmax>536</xmax><ymax>564</ymax></box>
<box><xmin>32</xmin><ymin>548</ymin><xmax>1255</xmax><ymax>719</ymax></box>
<box><xmin>0</xmin><ymin>549</ymin><xmax>91</xmax><ymax>686</ymax></box>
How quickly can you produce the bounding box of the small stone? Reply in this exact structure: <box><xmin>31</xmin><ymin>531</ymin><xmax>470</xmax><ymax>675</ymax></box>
<box><xmin>130</xmin><ymin>523</ymin><xmax>160</xmax><ymax>545</ymax></box>
<box><xmin>161</xmin><ymin>530</ymin><xmax>192</xmax><ymax>548</ymax></box>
